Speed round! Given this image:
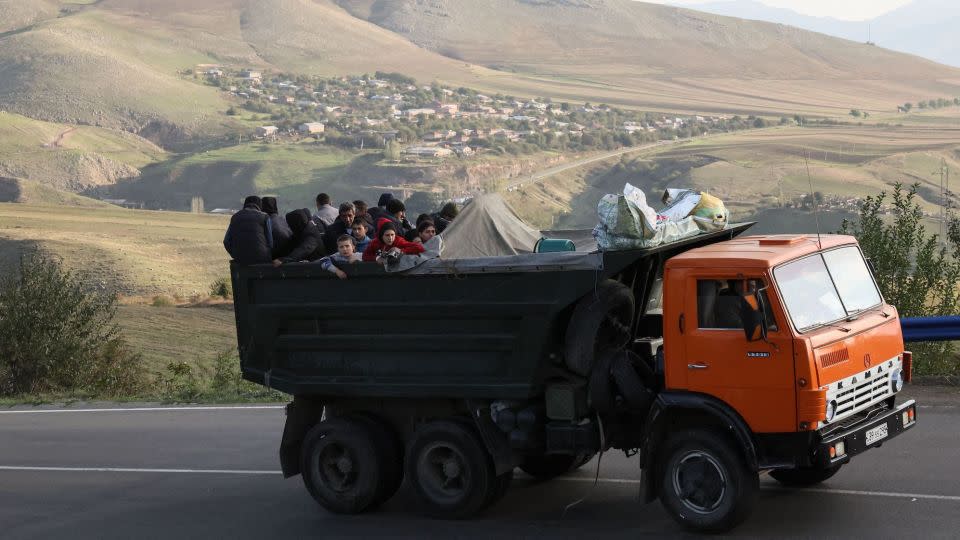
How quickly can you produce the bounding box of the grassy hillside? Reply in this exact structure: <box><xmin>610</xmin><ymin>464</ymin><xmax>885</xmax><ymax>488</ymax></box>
<box><xmin>0</xmin><ymin>203</ymin><xmax>229</xmax><ymax>296</ymax></box>
<box><xmin>339</xmin><ymin>0</ymin><xmax>960</xmax><ymax>116</ymax></box>
<box><xmin>0</xmin><ymin>112</ymin><xmax>164</xmax><ymax>190</ymax></box>
<box><xmin>507</xmin><ymin>124</ymin><xmax>960</xmax><ymax>230</ymax></box>
<box><xmin>0</xmin><ymin>177</ymin><xmax>114</xmax><ymax>207</ymax></box>
<box><xmin>117</xmin><ymin>304</ymin><xmax>237</xmax><ymax>374</ymax></box>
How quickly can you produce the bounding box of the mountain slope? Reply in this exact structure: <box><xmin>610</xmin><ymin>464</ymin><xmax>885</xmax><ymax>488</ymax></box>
<box><xmin>338</xmin><ymin>0</ymin><xmax>960</xmax><ymax>114</ymax></box>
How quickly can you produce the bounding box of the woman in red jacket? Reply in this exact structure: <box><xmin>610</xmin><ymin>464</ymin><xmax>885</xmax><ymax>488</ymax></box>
<box><xmin>362</xmin><ymin>218</ymin><xmax>425</xmax><ymax>263</ymax></box>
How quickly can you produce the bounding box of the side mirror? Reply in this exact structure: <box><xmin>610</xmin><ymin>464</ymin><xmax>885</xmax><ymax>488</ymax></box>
<box><xmin>739</xmin><ymin>291</ymin><xmax>768</xmax><ymax>342</ymax></box>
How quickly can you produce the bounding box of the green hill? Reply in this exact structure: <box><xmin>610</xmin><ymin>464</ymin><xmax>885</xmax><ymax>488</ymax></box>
<box><xmin>0</xmin><ymin>176</ymin><xmax>113</xmax><ymax>207</ymax></box>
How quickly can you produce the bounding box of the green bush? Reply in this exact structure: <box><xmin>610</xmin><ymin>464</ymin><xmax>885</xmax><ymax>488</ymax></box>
<box><xmin>151</xmin><ymin>295</ymin><xmax>175</xmax><ymax>307</ymax></box>
<box><xmin>209</xmin><ymin>277</ymin><xmax>232</xmax><ymax>299</ymax></box>
<box><xmin>0</xmin><ymin>254</ymin><xmax>144</xmax><ymax>396</ymax></box>
<box><xmin>840</xmin><ymin>183</ymin><xmax>960</xmax><ymax>375</ymax></box>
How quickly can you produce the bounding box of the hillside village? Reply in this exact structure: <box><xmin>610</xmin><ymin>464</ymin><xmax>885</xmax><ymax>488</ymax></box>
<box><xmin>198</xmin><ymin>67</ymin><xmax>760</xmax><ymax>162</ymax></box>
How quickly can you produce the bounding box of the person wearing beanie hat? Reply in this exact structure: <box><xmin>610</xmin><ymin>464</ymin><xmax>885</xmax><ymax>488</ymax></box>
<box><xmin>261</xmin><ymin>196</ymin><xmax>293</xmax><ymax>258</ymax></box>
<box><xmin>362</xmin><ymin>217</ymin><xmax>425</xmax><ymax>263</ymax></box>
<box><xmin>368</xmin><ymin>192</ymin><xmax>394</xmax><ymax>224</ymax></box>
<box><xmin>223</xmin><ymin>195</ymin><xmax>273</xmax><ymax>264</ymax></box>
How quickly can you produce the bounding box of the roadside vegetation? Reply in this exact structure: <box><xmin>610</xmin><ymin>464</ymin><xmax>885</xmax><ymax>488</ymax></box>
<box><xmin>841</xmin><ymin>183</ymin><xmax>960</xmax><ymax>376</ymax></box>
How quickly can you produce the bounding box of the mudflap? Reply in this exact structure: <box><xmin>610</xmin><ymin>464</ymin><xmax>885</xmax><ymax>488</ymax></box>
<box><xmin>279</xmin><ymin>397</ymin><xmax>324</xmax><ymax>478</ymax></box>
<box><xmin>466</xmin><ymin>399</ymin><xmax>518</xmax><ymax>476</ymax></box>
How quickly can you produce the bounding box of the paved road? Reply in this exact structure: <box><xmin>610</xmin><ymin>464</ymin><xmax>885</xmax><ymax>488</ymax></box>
<box><xmin>2</xmin><ymin>386</ymin><xmax>959</xmax><ymax>539</ymax></box>
<box><xmin>505</xmin><ymin>141</ymin><xmax>672</xmax><ymax>190</ymax></box>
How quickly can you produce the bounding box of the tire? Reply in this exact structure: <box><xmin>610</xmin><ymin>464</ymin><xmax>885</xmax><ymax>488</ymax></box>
<box><xmin>770</xmin><ymin>465</ymin><xmax>842</xmax><ymax>487</ymax></box>
<box><xmin>658</xmin><ymin>429</ymin><xmax>758</xmax><ymax>533</ymax></box>
<box><xmin>406</xmin><ymin>420</ymin><xmax>496</xmax><ymax>519</ymax></box>
<box><xmin>588</xmin><ymin>349</ymin><xmax>616</xmax><ymax>414</ymax></box>
<box><xmin>610</xmin><ymin>350</ymin><xmax>654</xmax><ymax>413</ymax></box>
<box><xmin>564</xmin><ymin>280</ymin><xmax>635</xmax><ymax>376</ymax></box>
<box><xmin>347</xmin><ymin>413</ymin><xmax>404</xmax><ymax>508</ymax></box>
<box><xmin>300</xmin><ymin>418</ymin><xmax>383</xmax><ymax>515</ymax></box>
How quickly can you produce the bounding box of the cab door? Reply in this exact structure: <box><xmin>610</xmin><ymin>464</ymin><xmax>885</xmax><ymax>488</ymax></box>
<box><xmin>679</xmin><ymin>271</ymin><xmax>795</xmax><ymax>433</ymax></box>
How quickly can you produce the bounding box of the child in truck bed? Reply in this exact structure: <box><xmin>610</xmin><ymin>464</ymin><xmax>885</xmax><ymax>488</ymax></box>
<box><xmin>319</xmin><ymin>234</ymin><xmax>362</xmax><ymax>279</ymax></box>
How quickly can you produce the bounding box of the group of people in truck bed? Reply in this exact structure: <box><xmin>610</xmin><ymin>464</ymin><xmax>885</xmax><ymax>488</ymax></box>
<box><xmin>223</xmin><ymin>191</ymin><xmax>458</xmax><ymax>278</ymax></box>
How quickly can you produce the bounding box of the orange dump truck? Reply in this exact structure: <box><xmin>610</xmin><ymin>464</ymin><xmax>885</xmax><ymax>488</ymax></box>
<box><xmin>232</xmin><ymin>226</ymin><xmax>917</xmax><ymax>532</ymax></box>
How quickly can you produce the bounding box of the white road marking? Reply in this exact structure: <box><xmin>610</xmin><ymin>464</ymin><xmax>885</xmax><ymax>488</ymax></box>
<box><xmin>0</xmin><ymin>466</ymin><xmax>281</xmax><ymax>475</ymax></box>
<box><xmin>553</xmin><ymin>476</ymin><xmax>960</xmax><ymax>502</ymax></box>
<box><xmin>0</xmin><ymin>405</ymin><xmax>285</xmax><ymax>414</ymax></box>
<box><xmin>3</xmin><ymin>466</ymin><xmax>958</xmax><ymax>503</ymax></box>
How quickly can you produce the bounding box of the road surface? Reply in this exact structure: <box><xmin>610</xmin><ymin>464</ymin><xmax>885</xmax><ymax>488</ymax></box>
<box><xmin>505</xmin><ymin>141</ymin><xmax>672</xmax><ymax>190</ymax></box>
<box><xmin>2</xmin><ymin>385</ymin><xmax>958</xmax><ymax>539</ymax></box>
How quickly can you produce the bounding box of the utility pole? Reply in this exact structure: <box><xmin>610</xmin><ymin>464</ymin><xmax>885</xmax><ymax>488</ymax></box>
<box><xmin>934</xmin><ymin>158</ymin><xmax>950</xmax><ymax>243</ymax></box>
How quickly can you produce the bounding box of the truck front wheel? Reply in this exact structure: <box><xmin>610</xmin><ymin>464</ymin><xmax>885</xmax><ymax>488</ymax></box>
<box><xmin>406</xmin><ymin>420</ymin><xmax>496</xmax><ymax>519</ymax></box>
<box><xmin>770</xmin><ymin>465</ymin><xmax>841</xmax><ymax>487</ymax></box>
<box><xmin>300</xmin><ymin>418</ymin><xmax>383</xmax><ymax>514</ymax></box>
<box><xmin>658</xmin><ymin>429</ymin><xmax>758</xmax><ymax>533</ymax></box>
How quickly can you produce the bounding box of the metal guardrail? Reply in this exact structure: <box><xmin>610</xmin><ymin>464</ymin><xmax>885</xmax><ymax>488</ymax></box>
<box><xmin>901</xmin><ymin>316</ymin><xmax>960</xmax><ymax>342</ymax></box>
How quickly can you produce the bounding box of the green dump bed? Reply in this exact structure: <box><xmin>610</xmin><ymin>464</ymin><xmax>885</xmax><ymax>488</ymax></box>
<box><xmin>230</xmin><ymin>224</ymin><xmax>751</xmax><ymax>400</ymax></box>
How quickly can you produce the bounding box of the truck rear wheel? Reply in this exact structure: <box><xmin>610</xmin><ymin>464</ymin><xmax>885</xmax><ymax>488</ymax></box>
<box><xmin>658</xmin><ymin>429</ymin><xmax>758</xmax><ymax>533</ymax></box>
<box><xmin>300</xmin><ymin>418</ymin><xmax>383</xmax><ymax>514</ymax></box>
<box><xmin>406</xmin><ymin>420</ymin><xmax>496</xmax><ymax>519</ymax></box>
<box><xmin>770</xmin><ymin>465</ymin><xmax>841</xmax><ymax>487</ymax></box>
<box><xmin>348</xmin><ymin>413</ymin><xmax>404</xmax><ymax>507</ymax></box>
<box><xmin>564</xmin><ymin>280</ymin><xmax>635</xmax><ymax>376</ymax></box>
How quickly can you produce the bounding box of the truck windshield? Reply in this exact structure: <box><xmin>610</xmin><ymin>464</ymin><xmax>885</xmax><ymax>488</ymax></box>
<box><xmin>773</xmin><ymin>246</ymin><xmax>882</xmax><ymax>332</ymax></box>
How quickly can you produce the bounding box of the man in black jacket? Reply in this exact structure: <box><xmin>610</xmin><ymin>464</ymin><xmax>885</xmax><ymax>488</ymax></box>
<box><xmin>274</xmin><ymin>208</ymin><xmax>325</xmax><ymax>265</ymax></box>
<box><xmin>322</xmin><ymin>202</ymin><xmax>356</xmax><ymax>254</ymax></box>
<box><xmin>223</xmin><ymin>196</ymin><xmax>273</xmax><ymax>265</ymax></box>
<box><xmin>261</xmin><ymin>196</ymin><xmax>293</xmax><ymax>258</ymax></box>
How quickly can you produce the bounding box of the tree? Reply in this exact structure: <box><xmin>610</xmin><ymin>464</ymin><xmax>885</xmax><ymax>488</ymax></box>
<box><xmin>849</xmin><ymin>109</ymin><xmax>862</xmax><ymax>118</ymax></box>
<box><xmin>903</xmin><ymin>102</ymin><xmax>913</xmax><ymax>112</ymax></box>
<box><xmin>839</xmin><ymin>183</ymin><xmax>960</xmax><ymax>375</ymax></box>
<box><xmin>383</xmin><ymin>139</ymin><xmax>401</xmax><ymax>161</ymax></box>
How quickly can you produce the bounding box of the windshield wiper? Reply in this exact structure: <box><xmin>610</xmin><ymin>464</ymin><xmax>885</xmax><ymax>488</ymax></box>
<box><xmin>844</xmin><ymin>304</ymin><xmax>887</xmax><ymax>321</ymax></box>
<box><xmin>800</xmin><ymin>320</ymin><xmax>852</xmax><ymax>333</ymax></box>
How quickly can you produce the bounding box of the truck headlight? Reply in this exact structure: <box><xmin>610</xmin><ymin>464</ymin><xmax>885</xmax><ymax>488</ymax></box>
<box><xmin>826</xmin><ymin>399</ymin><xmax>837</xmax><ymax>422</ymax></box>
<box><xmin>891</xmin><ymin>369</ymin><xmax>904</xmax><ymax>393</ymax></box>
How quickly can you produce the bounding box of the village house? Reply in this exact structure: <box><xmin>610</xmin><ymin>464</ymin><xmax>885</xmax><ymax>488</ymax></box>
<box><xmin>403</xmin><ymin>108</ymin><xmax>437</xmax><ymax>119</ymax></box>
<box><xmin>241</xmin><ymin>70</ymin><xmax>262</xmax><ymax>82</ymax></box>
<box><xmin>424</xmin><ymin>129</ymin><xmax>457</xmax><ymax>141</ymax></box>
<box><xmin>256</xmin><ymin>126</ymin><xmax>279</xmax><ymax>137</ymax></box>
<box><xmin>298</xmin><ymin>122</ymin><xmax>325</xmax><ymax>134</ymax></box>
<box><xmin>283</xmin><ymin>96</ymin><xmax>295</xmax><ymax>104</ymax></box>
<box><xmin>403</xmin><ymin>146</ymin><xmax>454</xmax><ymax>158</ymax></box>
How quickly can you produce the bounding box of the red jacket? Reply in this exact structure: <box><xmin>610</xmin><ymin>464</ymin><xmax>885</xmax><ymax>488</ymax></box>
<box><xmin>362</xmin><ymin>218</ymin><xmax>425</xmax><ymax>261</ymax></box>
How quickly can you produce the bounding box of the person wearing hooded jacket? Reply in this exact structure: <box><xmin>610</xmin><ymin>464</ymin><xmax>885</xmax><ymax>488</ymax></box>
<box><xmin>431</xmin><ymin>201</ymin><xmax>459</xmax><ymax>234</ymax></box>
<box><xmin>274</xmin><ymin>208</ymin><xmax>325</xmax><ymax>266</ymax></box>
<box><xmin>362</xmin><ymin>218</ymin><xmax>424</xmax><ymax>263</ymax></box>
<box><xmin>366</xmin><ymin>192</ymin><xmax>393</xmax><ymax>225</ymax></box>
<box><xmin>261</xmin><ymin>196</ymin><xmax>293</xmax><ymax>258</ymax></box>
<box><xmin>223</xmin><ymin>195</ymin><xmax>273</xmax><ymax>265</ymax></box>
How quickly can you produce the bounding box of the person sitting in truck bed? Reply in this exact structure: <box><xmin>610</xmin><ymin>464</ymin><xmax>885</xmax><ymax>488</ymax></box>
<box><xmin>384</xmin><ymin>198</ymin><xmax>414</xmax><ymax>238</ymax></box>
<box><xmin>411</xmin><ymin>219</ymin><xmax>437</xmax><ymax>244</ymax></box>
<box><xmin>322</xmin><ymin>202</ymin><xmax>356</xmax><ymax>254</ymax></box>
<box><xmin>261</xmin><ymin>196</ymin><xmax>293</xmax><ymax>258</ymax></box>
<box><xmin>367</xmin><ymin>192</ymin><xmax>393</xmax><ymax>224</ymax></box>
<box><xmin>318</xmin><ymin>234</ymin><xmax>362</xmax><ymax>279</ymax></box>
<box><xmin>274</xmin><ymin>208</ymin><xmax>325</xmax><ymax>266</ymax></box>
<box><xmin>353</xmin><ymin>199</ymin><xmax>374</xmax><ymax>236</ymax></box>
<box><xmin>350</xmin><ymin>217</ymin><xmax>371</xmax><ymax>253</ymax></box>
<box><xmin>431</xmin><ymin>201</ymin><xmax>459</xmax><ymax>234</ymax></box>
<box><xmin>362</xmin><ymin>218</ymin><xmax>425</xmax><ymax>263</ymax></box>
<box><xmin>223</xmin><ymin>195</ymin><xmax>273</xmax><ymax>265</ymax></box>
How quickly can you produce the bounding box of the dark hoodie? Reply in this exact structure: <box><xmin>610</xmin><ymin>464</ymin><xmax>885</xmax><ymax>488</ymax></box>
<box><xmin>362</xmin><ymin>218</ymin><xmax>425</xmax><ymax>262</ymax></box>
<box><xmin>431</xmin><ymin>202</ymin><xmax>459</xmax><ymax>234</ymax></box>
<box><xmin>281</xmin><ymin>208</ymin><xmax>325</xmax><ymax>263</ymax></box>
<box><xmin>223</xmin><ymin>197</ymin><xmax>273</xmax><ymax>265</ymax></box>
<box><xmin>261</xmin><ymin>197</ymin><xmax>293</xmax><ymax>258</ymax></box>
<box><xmin>366</xmin><ymin>192</ymin><xmax>393</xmax><ymax>225</ymax></box>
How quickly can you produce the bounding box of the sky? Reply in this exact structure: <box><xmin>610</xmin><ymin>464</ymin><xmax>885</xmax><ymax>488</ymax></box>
<box><xmin>638</xmin><ymin>0</ymin><xmax>914</xmax><ymax>20</ymax></box>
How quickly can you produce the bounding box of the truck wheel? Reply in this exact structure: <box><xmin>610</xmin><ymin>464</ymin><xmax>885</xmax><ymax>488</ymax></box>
<box><xmin>300</xmin><ymin>418</ymin><xmax>383</xmax><ymax>514</ymax></box>
<box><xmin>770</xmin><ymin>465</ymin><xmax>841</xmax><ymax>487</ymax></box>
<box><xmin>658</xmin><ymin>429</ymin><xmax>758</xmax><ymax>533</ymax></box>
<box><xmin>588</xmin><ymin>349</ymin><xmax>616</xmax><ymax>414</ymax></box>
<box><xmin>519</xmin><ymin>453</ymin><xmax>585</xmax><ymax>480</ymax></box>
<box><xmin>565</xmin><ymin>280</ymin><xmax>635</xmax><ymax>376</ymax></box>
<box><xmin>348</xmin><ymin>413</ymin><xmax>404</xmax><ymax>508</ymax></box>
<box><xmin>406</xmin><ymin>420</ymin><xmax>496</xmax><ymax>519</ymax></box>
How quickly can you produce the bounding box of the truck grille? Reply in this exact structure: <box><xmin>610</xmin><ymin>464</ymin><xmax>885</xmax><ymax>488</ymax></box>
<box><xmin>818</xmin><ymin>348</ymin><xmax>849</xmax><ymax>368</ymax></box>
<box><xmin>824</xmin><ymin>354</ymin><xmax>901</xmax><ymax>425</ymax></box>
<box><xmin>833</xmin><ymin>371</ymin><xmax>891</xmax><ymax>417</ymax></box>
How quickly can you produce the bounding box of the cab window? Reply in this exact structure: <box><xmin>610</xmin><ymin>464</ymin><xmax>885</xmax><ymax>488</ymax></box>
<box><xmin>697</xmin><ymin>278</ymin><xmax>777</xmax><ymax>331</ymax></box>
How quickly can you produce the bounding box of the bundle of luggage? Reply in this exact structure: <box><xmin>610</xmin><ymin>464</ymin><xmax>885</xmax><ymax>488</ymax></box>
<box><xmin>592</xmin><ymin>183</ymin><xmax>729</xmax><ymax>250</ymax></box>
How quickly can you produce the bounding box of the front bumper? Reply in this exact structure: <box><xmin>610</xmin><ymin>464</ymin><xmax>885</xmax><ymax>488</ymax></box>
<box><xmin>816</xmin><ymin>399</ymin><xmax>917</xmax><ymax>468</ymax></box>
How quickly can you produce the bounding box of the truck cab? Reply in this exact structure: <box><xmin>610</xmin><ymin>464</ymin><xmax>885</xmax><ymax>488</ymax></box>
<box><xmin>645</xmin><ymin>234</ymin><xmax>916</xmax><ymax>526</ymax></box>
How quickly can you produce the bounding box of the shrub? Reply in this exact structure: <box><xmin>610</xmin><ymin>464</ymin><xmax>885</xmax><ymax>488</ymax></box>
<box><xmin>151</xmin><ymin>295</ymin><xmax>175</xmax><ymax>307</ymax></box>
<box><xmin>840</xmin><ymin>183</ymin><xmax>960</xmax><ymax>375</ymax></box>
<box><xmin>209</xmin><ymin>277</ymin><xmax>232</xmax><ymax>299</ymax></box>
<box><xmin>0</xmin><ymin>255</ymin><xmax>144</xmax><ymax>396</ymax></box>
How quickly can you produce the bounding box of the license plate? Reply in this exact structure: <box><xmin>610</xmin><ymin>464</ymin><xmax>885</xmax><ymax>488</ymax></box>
<box><xmin>865</xmin><ymin>423</ymin><xmax>889</xmax><ymax>445</ymax></box>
